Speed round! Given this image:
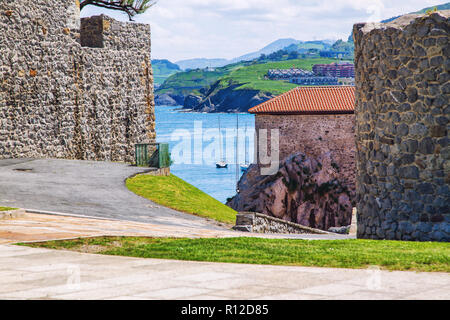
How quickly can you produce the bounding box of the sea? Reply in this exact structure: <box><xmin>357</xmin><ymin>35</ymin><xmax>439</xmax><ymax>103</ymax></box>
<box><xmin>155</xmin><ymin>106</ymin><xmax>255</xmax><ymax>203</ymax></box>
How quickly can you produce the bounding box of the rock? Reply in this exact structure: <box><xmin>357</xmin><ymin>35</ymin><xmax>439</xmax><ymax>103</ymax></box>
<box><xmin>227</xmin><ymin>152</ymin><xmax>353</xmax><ymax>231</ymax></box>
<box><xmin>232</xmin><ymin>225</ymin><xmax>253</xmax><ymax>232</ymax></box>
<box><xmin>155</xmin><ymin>93</ymin><xmax>186</xmax><ymax>106</ymax></box>
<box><xmin>328</xmin><ymin>225</ymin><xmax>351</xmax><ymax>234</ymax></box>
<box><xmin>155</xmin><ymin>93</ymin><xmax>177</xmax><ymax>106</ymax></box>
<box><xmin>183</xmin><ymin>94</ymin><xmax>203</xmax><ymax>109</ymax></box>
<box><xmin>188</xmin><ymin>83</ymin><xmax>276</xmax><ymax>113</ymax></box>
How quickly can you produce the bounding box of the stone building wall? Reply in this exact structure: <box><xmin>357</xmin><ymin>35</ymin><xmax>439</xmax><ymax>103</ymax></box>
<box><xmin>0</xmin><ymin>0</ymin><xmax>155</xmax><ymax>163</ymax></box>
<box><xmin>353</xmin><ymin>11</ymin><xmax>449</xmax><ymax>241</ymax></box>
<box><xmin>255</xmin><ymin>113</ymin><xmax>356</xmax><ymax>198</ymax></box>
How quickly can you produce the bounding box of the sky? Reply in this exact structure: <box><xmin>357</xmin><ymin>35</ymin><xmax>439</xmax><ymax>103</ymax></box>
<box><xmin>81</xmin><ymin>0</ymin><xmax>444</xmax><ymax>62</ymax></box>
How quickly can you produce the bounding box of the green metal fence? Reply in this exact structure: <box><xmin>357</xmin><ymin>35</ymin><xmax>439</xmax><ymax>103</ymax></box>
<box><xmin>135</xmin><ymin>143</ymin><xmax>170</xmax><ymax>168</ymax></box>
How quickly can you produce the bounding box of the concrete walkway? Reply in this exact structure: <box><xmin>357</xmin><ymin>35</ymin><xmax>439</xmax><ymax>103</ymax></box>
<box><xmin>0</xmin><ymin>244</ymin><xmax>448</xmax><ymax>300</ymax></box>
<box><xmin>0</xmin><ymin>212</ymin><xmax>352</xmax><ymax>244</ymax></box>
<box><xmin>0</xmin><ymin>159</ymin><xmax>225</xmax><ymax>230</ymax></box>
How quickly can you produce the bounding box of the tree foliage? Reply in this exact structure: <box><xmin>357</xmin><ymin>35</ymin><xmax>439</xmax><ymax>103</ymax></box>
<box><xmin>79</xmin><ymin>0</ymin><xmax>156</xmax><ymax>20</ymax></box>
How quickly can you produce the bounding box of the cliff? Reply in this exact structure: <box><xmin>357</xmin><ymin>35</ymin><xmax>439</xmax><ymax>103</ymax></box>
<box><xmin>227</xmin><ymin>152</ymin><xmax>353</xmax><ymax>231</ymax></box>
<box><xmin>184</xmin><ymin>83</ymin><xmax>275</xmax><ymax>112</ymax></box>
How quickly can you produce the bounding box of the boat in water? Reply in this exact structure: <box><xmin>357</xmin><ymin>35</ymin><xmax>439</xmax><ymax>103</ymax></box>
<box><xmin>240</xmin><ymin>123</ymin><xmax>250</xmax><ymax>172</ymax></box>
<box><xmin>216</xmin><ymin>115</ymin><xmax>228</xmax><ymax>169</ymax></box>
<box><xmin>216</xmin><ymin>161</ymin><xmax>228</xmax><ymax>168</ymax></box>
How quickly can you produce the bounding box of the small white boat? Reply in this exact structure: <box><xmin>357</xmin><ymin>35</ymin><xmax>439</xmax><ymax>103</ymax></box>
<box><xmin>240</xmin><ymin>123</ymin><xmax>250</xmax><ymax>172</ymax></box>
<box><xmin>216</xmin><ymin>116</ymin><xmax>228</xmax><ymax>169</ymax></box>
<box><xmin>216</xmin><ymin>161</ymin><xmax>228</xmax><ymax>168</ymax></box>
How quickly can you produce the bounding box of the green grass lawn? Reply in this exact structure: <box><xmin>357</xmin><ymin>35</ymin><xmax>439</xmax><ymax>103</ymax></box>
<box><xmin>126</xmin><ymin>174</ymin><xmax>237</xmax><ymax>224</ymax></box>
<box><xmin>21</xmin><ymin>236</ymin><xmax>450</xmax><ymax>272</ymax></box>
<box><xmin>0</xmin><ymin>206</ymin><xmax>17</xmax><ymax>211</ymax></box>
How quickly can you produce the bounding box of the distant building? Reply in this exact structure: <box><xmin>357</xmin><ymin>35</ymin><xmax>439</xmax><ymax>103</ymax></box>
<box><xmin>267</xmin><ymin>63</ymin><xmax>355</xmax><ymax>86</ymax></box>
<box><xmin>319</xmin><ymin>51</ymin><xmax>349</xmax><ymax>59</ymax></box>
<box><xmin>267</xmin><ymin>68</ymin><xmax>313</xmax><ymax>80</ymax></box>
<box><xmin>249</xmin><ymin>86</ymin><xmax>356</xmax><ymax>197</ymax></box>
<box><xmin>290</xmin><ymin>76</ymin><xmax>338</xmax><ymax>86</ymax></box>
<box><xmin>312</xmin><ymin>62</ymin><xmax>355</xmax><ymax>78</ymax></box>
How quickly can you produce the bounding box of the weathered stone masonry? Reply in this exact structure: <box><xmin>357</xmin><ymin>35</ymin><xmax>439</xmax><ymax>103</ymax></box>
<box><xmin>255</xmin><ymin>114</ymin><xmax>356</xmax><ymax>198</ymax></box>
<box><xmin>0</xmin><ymin>0</ymin><xmax>155</xmax><ymax>163</ymax></box>
<box><xmin>353</xmin><ymin>12</ymin><xmax>449</xmax><ymax>241</ymax></box>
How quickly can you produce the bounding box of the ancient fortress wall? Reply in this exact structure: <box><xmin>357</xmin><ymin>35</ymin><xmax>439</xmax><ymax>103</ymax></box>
<box><xmin>0</xmin><ymin>0</ymin><xmax>155</xmax><ymax>163</ymax></box>
<box><xmin>353</xmin><ymin>11</ymin><xmax>449</xmax><ymax>241</ymax></box>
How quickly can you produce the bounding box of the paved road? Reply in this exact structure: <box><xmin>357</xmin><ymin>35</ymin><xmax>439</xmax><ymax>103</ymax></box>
<box><xmin>0</xmin><ymin>244</ymin><xmax>448</xmax><ymax>300</ymax></box>
<box><xmin>0</xmin><ymin>159</ymin><xmax>226</xmax><ymax>230</ymax></box>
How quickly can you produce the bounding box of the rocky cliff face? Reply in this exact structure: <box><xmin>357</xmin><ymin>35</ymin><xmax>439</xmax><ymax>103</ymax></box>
<box><xmin>183</xmin><ymin>84</ymin><xmax>275</xmax><ymax>113</ymax></box>
<box><xmin>154</xmin><ymin>93</ymin><xmax>185</xmax><ymax>106</ymax></box>
<box><xmin>226</xmin><ymin>152</ymin><xmax>352</xmax><ymax>230</ymax></box>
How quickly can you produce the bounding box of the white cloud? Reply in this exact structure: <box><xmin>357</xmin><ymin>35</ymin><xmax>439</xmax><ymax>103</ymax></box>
<box><xmin>81</xmin><ymin>0</ymin><xmax>441</xmax><ymax>61</ymax></box>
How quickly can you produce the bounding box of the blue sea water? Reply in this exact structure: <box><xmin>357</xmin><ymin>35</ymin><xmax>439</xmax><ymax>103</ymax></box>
<box><xmin>155</xmin><ymin>106</ymin><xmax>255</xmax><ymax>203</ymax></box>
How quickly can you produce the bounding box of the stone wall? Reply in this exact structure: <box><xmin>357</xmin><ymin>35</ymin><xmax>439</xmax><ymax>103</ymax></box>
<box><xmin>255</xmin><ymin>114</ymin><xmax>356</xmax><ymax>198</ymax></box>
<box><xmin>233</xmin><ymin>212</ymin><xmax>331</xmax><ymax>234</ymax></box>
<box><xmin>0</xmin><ymin>0</ymin><xmax>155</xmax><ymax>163</ymax></box>
<box><xmin>353</xmin><ymin>11</ymin><xmax>449</xmax><ymax>241</ymax></box>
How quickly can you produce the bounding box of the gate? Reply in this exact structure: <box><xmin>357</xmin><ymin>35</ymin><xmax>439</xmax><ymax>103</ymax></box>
<box><xmin>135</xmin><ymin>143</ymin><xmax>170</xmax><ymax>168</ymax></box>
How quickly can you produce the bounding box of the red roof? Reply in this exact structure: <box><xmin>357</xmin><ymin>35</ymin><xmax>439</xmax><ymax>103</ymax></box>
<box><xmin>248</xmin><ymin>86</ymin><xmax>355</xmax><ymax>114</ymax></box>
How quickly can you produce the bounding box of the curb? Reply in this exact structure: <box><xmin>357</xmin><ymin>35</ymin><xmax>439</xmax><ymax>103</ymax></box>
<box><xmin>24</xmin><ymin>208</ymin><xmax>123</xmax><ymax>222</ymax></box>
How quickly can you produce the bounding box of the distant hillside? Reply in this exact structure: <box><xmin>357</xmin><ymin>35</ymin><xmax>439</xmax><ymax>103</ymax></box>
<box><xmin>229</xmin><ymin>38</ymin><xmax>301</xmax><ymax>63</ymax></box>
<box><xmin>156</xmin><ymin>61</ymin><xmax>248</xmax><ymax>97</ymax></box>
<box><xmin>174</xmin><ymin>39</ymin><xmax>307</xmax><ymax>70</ymax></box>
<box><xmin>152</xmin><ymin>59</ymin><xmax>181</xmax><ymax>85</ymax></box>
<box><xmin>283</xmin><ymin>40</ymin><xmax>332</xmax><ymax>53</ymax></box>
<box><xmin>175</xmin><ymin>58</ymin><xmax>229</xmax><ymax>70</ymax></box>
<box><xmin>413</xmin><ymin>2</ymin><xmax>449</xmax><ymax>13</ymax></box>
<box><xmin>182</xmin><ymin>58</ymin><xmax>339</xmax><ymax>112</ymax></box>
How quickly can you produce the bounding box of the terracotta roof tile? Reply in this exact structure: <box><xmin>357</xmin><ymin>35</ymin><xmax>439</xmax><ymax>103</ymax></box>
<box><xmin>248</xmin><ymin>86</ymin><xmax>355</xmax><ymax>114</ymax></box>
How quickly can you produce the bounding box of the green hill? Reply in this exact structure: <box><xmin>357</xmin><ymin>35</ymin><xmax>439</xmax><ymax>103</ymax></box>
<box><xmin>156</xmin><ymin>61</ymin><xmax>248</xmax><ymax>96</ymax></box>
<box><xmin>155</xmin><ymin>56</ymin><xmax>344</xmax><ymax>111</ymax></box>
<box><xmin>284</xmin><ymin>41</ymin><xmax>331</xmax><ymax>53</ymax></box>
<box><xmin>152</xmin><ymin>59</ymin><xmax>181</xmax><ymax>85</ymax></box>
<box><xmin>216</xmin><ymin>58</ymin><xmax>338</xmax><ymax>95</ymax></box>
<box><xmin>184</xmin><ymin>58</ymin><xmax>341</xmax><ymax>112</ymax></box>
<box><xmin>414</xmin><ymin>2</ymin><xmax>449</xmax><ymax>14</ymax></box>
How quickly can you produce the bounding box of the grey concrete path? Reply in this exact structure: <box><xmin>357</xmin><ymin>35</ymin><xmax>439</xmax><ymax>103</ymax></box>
<box><xmin>0</xmin><ymin>158</ymin><xmax>353</xmax><ymax>240</ymax></box>
<box><xmin>0</xmin><ymin>244</ymin><xmax>448</xmax><ymax>300</ymax></box>
<box><xmin>0</xmin><ymin>159</ymin><xmax>225</xmax><ymax>230</ymax></box>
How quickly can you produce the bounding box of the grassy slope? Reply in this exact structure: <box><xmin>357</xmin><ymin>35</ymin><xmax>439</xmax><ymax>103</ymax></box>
<box><xmin>157</xmin><ymin>58</ymin><xmax>341</xmax><ymax>98</ymax></box>
<box><xmin>23</xmin><ymin>236</ymin><xmax>450</xmax><ymax>272</ymax></box>
<box><xmin>415</xmin><ymin>3</ymin><xmax>450</xmax><ymax>13</ymax></box>
<box><xmin>152</xmin><ymin>60</ymin><xmax>181</xmax><ymax>85</ymax></box>
<box><xmin>156</xmin><ymin>62</ymin><xmax>246</xmax><ymax>96</ymax></box>
<box><xmin>126</xmin><ymin>174</ymin><xmax>237</xmax><ymax>224</ymax></box>
<box><xmin>0</xmin><ymin>207</ymin><xmax>17</xmax><ymax>211</ymax></box>
<box><xmin>217</xmin><ymin>58</ymin><xmax>339</xmax><ymax>95</ymax></box>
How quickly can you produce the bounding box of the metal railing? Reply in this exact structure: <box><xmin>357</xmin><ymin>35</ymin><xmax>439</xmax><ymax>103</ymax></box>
<box><xmin>135</xmin><ymin>143</ymin><xmax>170</xmax><ymax>168</ymax></box>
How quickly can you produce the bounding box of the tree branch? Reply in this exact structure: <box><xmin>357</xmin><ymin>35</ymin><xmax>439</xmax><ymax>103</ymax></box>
<box><xmin>80</xmin><ymin>1</ymin><xmax>156</xmax><ymax>21</ymax></box>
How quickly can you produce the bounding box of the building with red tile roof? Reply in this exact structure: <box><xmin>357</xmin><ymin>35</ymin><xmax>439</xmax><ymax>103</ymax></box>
<box><xmin>249</xmin><ymin>86</ymin><xmax>355</xmax><ymax>115</ymax></box>
<box><xmin>251</xmin><ymin>86</ymin><xmax>356</xmax><ymax>199</ymax></box>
